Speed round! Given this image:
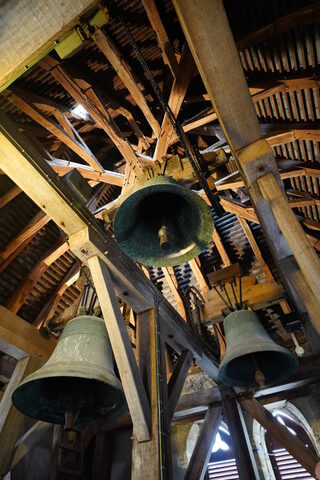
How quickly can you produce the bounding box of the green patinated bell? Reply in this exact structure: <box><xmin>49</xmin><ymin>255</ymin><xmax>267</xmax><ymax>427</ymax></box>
<box><xmin>218</xmin><ymin>310</ymin><xmax>298</xmax><ymax>388</ymax></box>
<box><xmin>113</xmin><ymin>175</ymin><xmax>214</xmax><ymax>267</ymax></box>
<box><xmin>12</xmin><ymin>316</ymin><xmax>127</xmax><ymax>426</ymax></box>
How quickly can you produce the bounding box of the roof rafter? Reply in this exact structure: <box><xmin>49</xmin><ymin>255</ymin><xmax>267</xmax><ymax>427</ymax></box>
<box><xmin>93</xmin><ymin>29</ymin><xmax>161</xmax><ymax>138</ymax></box>
<box><xmin>3</xmin><ymin>237</ymin><xmax>68</xmax><ymax>314</ymax></box>
<box><xmin>142</xmin><ymin>0</ymin><xmax>179</xmax><ymax>78</ymax></box>
<box><xmin>4</xmin><ymin>89</ymin><xmax>104</xmax><ymax>172</ymax></box>
<box><xmin>153</xmin><ymin>44</ymin><xmax>196</xmax><ymax>160</ymax></box>
<box><xmin>236</xmin><ymin>3</ymin><xmax>320</xmax><ymax>51</ymax></box>
<box><xmin>40</xmin><ymin>56</ymin><xmax>144</xmax><ymax>176</ymax></box>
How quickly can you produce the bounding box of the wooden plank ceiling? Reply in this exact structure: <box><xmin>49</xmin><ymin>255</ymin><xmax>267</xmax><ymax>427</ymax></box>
<box><xmin>0</xmin><ymin>0</ymin><xmax>319</xmax><ymax>358</ymax></box>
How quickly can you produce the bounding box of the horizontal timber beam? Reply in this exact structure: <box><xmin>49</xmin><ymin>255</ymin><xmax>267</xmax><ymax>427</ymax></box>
<box><xmin>48</xmin><ymin>159</ymin><xmax>124</xmax><ymax>187</ymax></box>
<box><xmin>0</xmin><ymin>111</ymin><xmax>219</xmax><ymax>381</ymax></box>
<box><xmin>215</xmin><ymin>162</ymin><xmax>320</xmax><ymax>192</ymax></box>
<box><xmin>100</xmin><ymin>355</ymin><xmax>320</xmax><ymax>428</ymax></box>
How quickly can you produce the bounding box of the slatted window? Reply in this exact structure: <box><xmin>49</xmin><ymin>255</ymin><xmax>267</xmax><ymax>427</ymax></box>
<box><xmin>206</xmin><ymin>427</ymin><xmax>240</xmax><ymax>480</ymax></box>
<box><xmin>207</xmin><ymin>459</ymin><xmax>239</xmax><ymax>480</ymax></box>
<box><xmin>268</xmin><ymin>448</ymin><xmax>314</xmax><ymax>480</ymax></box>
<box><xmin>266</xmin><ymin>411</ymin><xmax>316</xmax><ymax>480</ymax></box>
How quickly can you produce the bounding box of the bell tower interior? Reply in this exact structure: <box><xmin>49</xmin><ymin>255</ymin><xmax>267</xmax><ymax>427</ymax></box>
<box><xmin>1</xmin><ymin>1</ymin><xmax>320</xmax><ymax>479</ymax></box>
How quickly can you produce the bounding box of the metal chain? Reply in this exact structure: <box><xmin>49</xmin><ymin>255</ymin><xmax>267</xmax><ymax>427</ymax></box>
<box><xmin>108</xmin><ymin>2</ymin><xmax>223</xmax><ymax>215</ymax></box>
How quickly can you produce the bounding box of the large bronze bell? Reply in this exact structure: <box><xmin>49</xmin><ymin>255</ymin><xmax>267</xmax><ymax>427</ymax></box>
<box><xmin>113</xmin><ymin>175</ymin><xmax>214</xmax><ymax>267</ymax></box>
<box><xmin>12</xmin><ymin>316</ymin><xmax>127</xmax><ymax>427</ymax></box>
<box><xmin>218</xmin><ymin>310</ymin><xmax>298</xmax><ymax>388</ymax></box>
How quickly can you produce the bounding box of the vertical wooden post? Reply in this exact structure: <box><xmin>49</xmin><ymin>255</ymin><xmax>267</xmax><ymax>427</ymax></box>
<box><xmin>222</xmin><ymin>398</ymin><xmax>260</xmax><ymax>480</ymax></box>
<box><xmin>167</xmin><ymin>350</ymin><xmax>193</xmax><ymax>423</ymax></box>
<box><xmin>132</xmin><ymin>309</ymin><xmax>172</xmax><ymax>479</ymax></box>
<box><xmin>185</xmin><ymin>406</ymin><xmax>223</xmax><ymax>480</ymax></box>
<box><xmin>87</xmin><ymin>255</ymin><xmax>151</xmax><ymax>442</ymax></box>
<box><xmin>0</xmin><ymin>356</ymin><xmax>42</xmax><ymax>479</ymax></box>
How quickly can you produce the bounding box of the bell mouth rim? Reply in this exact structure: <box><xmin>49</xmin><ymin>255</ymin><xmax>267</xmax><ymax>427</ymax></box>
<box><xmin>218</xmin><ymin>349</ymin><xmax>299</xmax><ymax>388</ymax></box>
<box><xmin>12</xmin><ymin>376</ymin><xmax>127</xmax><ymax>426</ymax></box>
<box><xmin>114</xmin><ymin>179</ymin><xmax>214</xmax><ymax>267</ymax></box>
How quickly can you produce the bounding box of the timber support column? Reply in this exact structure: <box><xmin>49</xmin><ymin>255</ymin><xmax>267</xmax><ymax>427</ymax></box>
<box><xmin>222</xmin><ymin>398</ymin><xmax>260</xmax><ymax>479</ymax></box>
<box><xmin>173</xmin><ymin>0</ymin><xmax>320</xmax><ymax>334</ymax></box>
<box><xmin>132</xmin><ymin>309</ymin><xmax>172</xmax><ymax>480</ymax></box>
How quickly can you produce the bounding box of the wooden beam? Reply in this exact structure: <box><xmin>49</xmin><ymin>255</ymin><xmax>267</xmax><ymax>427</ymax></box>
<box><xmin>142</xmin><ymin>0</ymin><xmax>179</xmax><ymax>78</ymax></box>
<box><xmin>167</xmin><ymin>350</ymin><xmax>193</xmax><ymax>423</ymax></box>
<box><xmin>0</xmin><ymin>184</ymin><xmax>22</xmax><ymax>209</ymax></box>
<box><xmin>0</xmin><ymin>356</ymin><xmax>43</xmax><ymax>478</ymax></box>
<box><xmin>184</xmin><ymin>406</ymin><xmax>223</xmax><ymax>480</ymax></box>
<box><xmin>222</xmin><ymin>398</ymin><xmax>259</xmax><ymax>479</ymax></box>
<box><xmin>236</xmin><ymin>3</ymin><xmax>320</xmax><ymax>51</ymax></box>
<box><xmin>0</xmin><ymin>112</ymin><xmax>219</xmax><ymax>380</ymax></box>
<box><xmin>4</xmin><ymin>90</ymin><xmax>103</xmax><ymax>172</ymax></box>
<box><xmin>237</xmin><ymin>216</ymin><xmax>274</xmax><ymax>282</ymax></box>
<box><xmin>40</xmin><ymin>57</ymin><xmax>144</xmax><ymax>176</ymax></box>
<box><xmin>194</xmin><ymin>121</ymin><xmax>320</xmax><ymax>146</ymax></box>
<box><xmin>33</xmin><ymin>260</ymin><xmax>81</xmax><ymax>329</ymax></box>
<box><xmin>88</xmin><ymin>255</ymin><xmax>151</xmax><ymax>442</ymax></box>
<box><xmin>153</xmin><ymin>45</ymin><xmax>195</xmax><ymax>160</ymax></box>
<box><xmin>204</xmin><ymin>276</ymin><xmax>285</xmax><ymax>322</ymax></box>
<box><xmin>48</xmin><ymin>159</ymin><xmax>124</xmax><ymax>187</ymax></box>
<box><xmin>267</xmin><ymin>128</ymin><xmax>320</xmax><ymax>146</ymax></box>
<box><xmin>239</xmin><ymin>397</ymin><xmax>319</xmax><ymax>476</ymax></box>
<box><xmin>212</xmin><ymin>229</ymin><xmax>231</xmax><ymax>267</ymax></box>
<box><xmin>251</xmin><ymin>77</ymin><xmax>320</xmax><ymax>102</ymax></box>
<box><xmin>216</xmin><ymin>162</ymin><xmax>320</xmax><ymax>192</ymax></box>
<box><xmin>173</xmin><ymin>0</ymin><xmax>320</xmax><ymax>331</ymax></box>
<box><xmin>132</xmin><ymin>309</ymin><xmax>170</xmax><ymax>479</ymax></box>
<box><xmin>93</xmin><ymin>29</ymin><xmax>160</xmax><ymax>138</ymax></box>
<box><xmin>3</xmin><ymin>237</ymin><xmax>68</xmax><ymax>313</ymax></box>
<box><xmin>162</xmin><ymin>267</ymin><xmax>186</xmax><ymax>319</ymax></box>
<box><xmin>219</xmin><ymin>198</ymin><xmax>259</xmax><ymax>223</ymax></box>
<box><xmin>168</xmin><ymin>110</ymin><xmax>218</xmax><ymax>147</ymax></box>
<box><xmin>101</xmin><ymin>355</ymin><xmax>320</xmax><ymax>428</ymax></box>
<box><xmin>221</xmin><ymin>194</ymin><xmax>320</xmax><ymax>252</ymax></box>
<box><xmin>0</xmin><ymin>305</ymin><xmax>56</xmax><ymax>360</ymax></box>
<box><xmin>237</xmin><ymin>215</ymin><xmax>292</xmax><ymax>314</ymax></box>
<box><xmin>0</xmin><ymin>210</ymin><xmax>49</xmax><ymax>265</ymax></box>
<box><xmin>258</xmin><ymin>172</ymin><xmax>320</xmax><ymax>327</ymax></box>
<box><xmin>189</xmin><ymin>258</ymin><xmax>209</xmax><ymax>294</ymax></box>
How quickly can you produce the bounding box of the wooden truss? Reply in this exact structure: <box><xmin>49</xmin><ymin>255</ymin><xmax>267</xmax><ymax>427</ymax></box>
<box><xmin>1</xmin><ymin>0</ymin><xmax>320</xmax><ymax>478</ymax></box>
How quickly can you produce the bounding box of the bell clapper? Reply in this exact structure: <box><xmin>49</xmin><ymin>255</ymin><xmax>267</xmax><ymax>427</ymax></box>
<box><xmin>253</xmin><ymin>355</ymin><xmax>265</xmax><ymax>387</ymax></box>
<box><xmin>158</xmin><ymin>224</ymin><xmax>171</xmax><ymax>250</ymax></box>
<box><xmin>64</xmin><ymin>410</ymin><xmax>80</xmax><ymax>431</ymax></box>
